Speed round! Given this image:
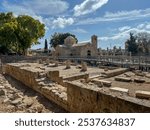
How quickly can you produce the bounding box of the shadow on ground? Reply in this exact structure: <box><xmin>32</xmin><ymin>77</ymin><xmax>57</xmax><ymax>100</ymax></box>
<box><xmin>4</xmin><ymin>74</ymin><xmax>67</xmax><ymax>113</ymax></box>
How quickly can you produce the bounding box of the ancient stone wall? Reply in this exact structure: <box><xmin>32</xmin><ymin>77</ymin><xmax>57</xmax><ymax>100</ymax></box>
<box><xmin>4</xmin><ymin>63</ymin><xmax>150</xmax><ymax>112</ymax></box>
<box><xmin>0</xmin><ymin>55</ymin><xmax>52</xmax><ymax>63</ymax></box>
<box><xmin>4</xmin><ymin>64</ymin><xmax>68</xmax><ymax>111</ymax></box>
<box><xmin>66</xmin><ymin>81</ymin><xmax>150</xmax><ymax>112</ymax></box>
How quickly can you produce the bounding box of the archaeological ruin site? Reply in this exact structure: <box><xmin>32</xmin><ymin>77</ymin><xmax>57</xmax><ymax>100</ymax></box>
<box><xmin>0</xmin><ymin>53</ymin><xmax>150</xmax><ymax>113</ymax></box>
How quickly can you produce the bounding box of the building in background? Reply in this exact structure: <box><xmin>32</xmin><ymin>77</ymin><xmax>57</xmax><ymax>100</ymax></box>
<box><xmin>53</xmin><ymin>35</ymin><xmax>98</xmax><ymax>57</ymax></box>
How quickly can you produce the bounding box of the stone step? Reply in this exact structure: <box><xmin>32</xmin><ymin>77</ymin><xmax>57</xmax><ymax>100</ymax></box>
<box><xmin>110</xmin><ymin>87</ymin><xmax>129</xmax><ymax>94</ymax></box>
<box><xmin>135</xmin><ymin>90</ymin><xmax>150</xmax><ymax>99</ymax></box>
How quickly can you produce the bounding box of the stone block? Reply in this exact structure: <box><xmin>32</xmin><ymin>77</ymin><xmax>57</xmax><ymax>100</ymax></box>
<box><xmin>0</xmin><ymin>86</ymin><xmax>5</xmax><ymax>89</ymax></box>
<box><xmin>41</xmin><ymin>87</ymin><xmax>51</xmax><ymax>93</ymax></box>
<box><xmin>38</xmin><ymin>59</ymin><xmax>43</xmax><ymax>64</ymax></box>
<box><xmin>45</xmin><ymin>59</ymin><xmax>50</xmax><ymax>65</ymax></box>
<box><xmin>23</xmin><ymin>97</ymin><xmax>34</xmax><ymax>107</ymax></box>
<box><xmin>0</xmin><ymin>89</ymin><xmax>6</xmax><ymax>96</ymax></box>
<box><xmin>104</xmin><ymin>67</ymin><xmax>109</xmax><ymax>72</ymax></box>
<box><xmin>115</xmin><ymin>77</ymin><xmax>132</xmax><ymax>82</ymax></box>
<box><xmin>81</xmin><ymin>62</ymin><xmax>87</xmax><ymax>71</ymax></box>
<box><xmin>103</xmin><ymin>68</ymin><xmax>128</xmax><ymax>78</ymax></box>
<box><xmin>134</xmin><ymin>78</ymin><xmax>145</xmax><ymax>83</ymax></box>
<box><xmin>54</xmin><ymin>61</ymin><xmax>58</xmax><ymax>67</ymax></box>
<box><xmin>134</xmin><ymin>70</ymin><xmax>145</xmax><ymax>76</ymax></box>
<box><xmin>110</xmin><ymin>87</ymin><xmax>129</xmax><ymax>94</ymax></box>
<box><xmin>89</xmin><ymin>75</ymin><xmax>101</xmax><ymax>79</ymax></box>
<box><xmin>124</xmin><ymin>73</ymin><xmax>131</xmax><ymax>77</ymax></box>
<box><xmin>65</xmin><ymin>60</ymin><xmax>71</xmax><ymax>69</ymax></box>
<box><xmin>63</xmin><ymin>73</ymin><xmax>89</xmax><ymax>81</ymax></box>
<box><xmin>47</xmin><ymin>71</ymin><xmax>59</xmax><ymax>80</ymax></box>
<box><xmin>146</xmin><ymin>74</ymin><xmax>150</xmax><ymax>78</ymax></box>
<box><xmin>135</xmin><ymin>90</ymin><xmax>150</xmax><ymax>99</ymax></box>
<box><xmin>11</xmin><ymin>98</ymin><xmax>22</xmax><ymax>105</ymax></box>
<box><xmin>92</xmin><ymin>79</ymin><xmax>112</xmax><ymax>87</ymax></box>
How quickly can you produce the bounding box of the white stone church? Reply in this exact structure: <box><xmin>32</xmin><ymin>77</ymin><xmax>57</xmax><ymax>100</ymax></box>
<box><xmin>53</xmin><ymin>35</ymin><xmax>98</xmax><ymax>57</ymax></box>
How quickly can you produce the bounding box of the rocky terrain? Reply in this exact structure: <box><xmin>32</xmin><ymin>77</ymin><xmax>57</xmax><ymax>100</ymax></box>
<box><xmin>0</xmin><ymin>74</ymin><xmax>66</xmax><ymax>113</ymax></box>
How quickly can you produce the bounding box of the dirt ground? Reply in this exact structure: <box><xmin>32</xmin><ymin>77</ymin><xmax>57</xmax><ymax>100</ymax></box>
<box><xmin>0</xmin><ymin>74</ymin><xmax>66</xmax><ymax>113</ymax></box>
<box><xmin>97</xmin><ymin>71</ymin><xmax>150</xmax><ymax>97</ymax></box>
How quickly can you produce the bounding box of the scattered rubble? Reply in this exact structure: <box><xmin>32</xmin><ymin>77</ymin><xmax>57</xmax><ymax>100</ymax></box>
<box><xmin>0</xmin><ymin>74</ymin><xmax>66</xmax><ymax>113</ymax></box>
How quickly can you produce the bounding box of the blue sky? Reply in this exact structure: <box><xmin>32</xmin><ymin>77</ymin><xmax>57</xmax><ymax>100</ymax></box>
<box><xmin>0</xmin><ymin>0</ymin><xmax>150</xmax><ymax>49</ymax></box>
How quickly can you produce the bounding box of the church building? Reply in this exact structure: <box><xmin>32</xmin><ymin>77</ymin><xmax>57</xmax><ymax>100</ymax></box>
<box><xmin>54</xmin><ymin>35</ymin><xmax>98</xmax><ymax>57</ymax></box>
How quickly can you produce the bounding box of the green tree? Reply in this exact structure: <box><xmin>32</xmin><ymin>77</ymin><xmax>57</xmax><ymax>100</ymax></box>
<box><xmin>44</xmin><ymin>39</ymin><xmax>48</xmax><ymax>53</ymax></box>
<box><xmin>0</xmin><ymin>12</ymin><xmax>18</xmax><ymax>54</ymax></box>
<box><xmin>16</xmin><ymin>15</ymin><xmax>45</xmax><ymax>54</ymax></box>
<box><xmin>136</xmin><ymin>32</ymin><xmax>150</xmax><ymax>55</ymax></box>
<box><xmin>0</xmin><ymin>12</ymin><xmax>15</xmax><ymax>26</ymax></box>
<box><xmin>0</xmin><ymin>12</ymin><xmax>45</xmax><ymax>55</ymax></box>
<box><xmin>126</xmin><ymin>33</ymin><xmax>138</xmax><ymax>55</ymax></box>
<box><xmin>50</xmin><ymin>32</ymin><xmax>78</xmax><ymax>48</ymax></box>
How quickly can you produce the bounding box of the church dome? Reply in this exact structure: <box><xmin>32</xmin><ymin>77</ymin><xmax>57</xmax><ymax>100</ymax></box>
<box><xmin>64</xmin><ymin>36</ymin><xmax>76</xmax><ymax>46</ymax></box>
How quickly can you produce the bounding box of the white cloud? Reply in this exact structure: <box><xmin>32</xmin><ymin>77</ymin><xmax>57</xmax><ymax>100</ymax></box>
<box><xmin>99</xmin><ymin>23</ymin><xmax>150</xmax><ymax>49</ymax></box>
<box><xmin>119</xmin><ymin>26</ymin><xmax>131</xmax><ymax>32</ymax></box>
<box><xmin>146</xmin><ymin>24</ymin><xmax>150</xmax><ymax>29</ymax></box>
<box><xmin>74</xmin><ymin>0</ymin><xmax>109</xmax><ymax>16</ymax></box>
<box><xmin>137</xmin><ymin>24</ymin><xmax>145</xmax><ymax>29</ymax></box>
<box><xmin>52</xmin><ymin>17</ymin><xmax>74</xmax><ymax>29</ymax></box>
<box><xmin>76</xmin><ymin>8</ymin><xmax>150</xmax><ymax>25</ymax></box>
<box><xmin>72</xmin><ymin>28</ymin><xmax>88</xmax><ymax>33</ymax></box>
<box><xmin>104</xmin><ymin>10</ymin><xmax>140</xmax><ymax>18</ymax></box>
<box><xmin>100</xmin><ymin>23</ymin><xmax>150</xmax><ymax>42</ymax></box>
<box><xmin>2</xmin><ymin>0</ymin><xmax>71</xmax><ymax>30</ymax></box>
<box><xmin>2</xmin><ymin>0</ymin><xmax>69</xmax><ymax>16</ymax></box>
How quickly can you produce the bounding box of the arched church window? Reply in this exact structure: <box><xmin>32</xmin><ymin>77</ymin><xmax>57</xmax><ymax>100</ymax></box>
<box><xmin>87</xmin><ymin>50</ymin><xmax>91</xmax><ymax>56</ymax></box>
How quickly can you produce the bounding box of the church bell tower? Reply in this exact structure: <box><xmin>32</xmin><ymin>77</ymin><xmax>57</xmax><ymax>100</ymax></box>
<box><xmin>91</xmin><ymin>35</ymin><xmax>98</xmax><ymax>49</ymax></box>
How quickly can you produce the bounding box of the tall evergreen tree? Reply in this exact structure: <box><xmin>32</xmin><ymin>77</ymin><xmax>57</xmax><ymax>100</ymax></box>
<box><xmin>44</xmin><ymin>39</ymin><xmax>48</xmax><ymax>53</ymax></box>
<box><xmin>126</xmin><ymin>33</ymin><xmax>138</xmax><ymax>55</ymax></box>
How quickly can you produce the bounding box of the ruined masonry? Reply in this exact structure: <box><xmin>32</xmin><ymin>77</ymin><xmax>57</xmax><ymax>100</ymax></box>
<box><xmin>4</xmin><ymin>61</ymin><xmax>150</xmax><ymax>113</ymax></box>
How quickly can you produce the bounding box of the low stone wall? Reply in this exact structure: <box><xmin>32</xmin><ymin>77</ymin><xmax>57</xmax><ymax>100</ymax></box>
<box><xmin>66</xmin><ymin>81</ymin><xmax>150</xmax><ymax>112</ymax></box>
<box><xmin>4</xmin><ymin>64</ymin><xmax>38</xmax><ymax>87</ymax></box>
<box><xmin>4</xmin><ymin>64</ymin><xmax>68</xmax><ymax>111</ymax></box>
<box><xmin>0</xmin><ymin>55</ymin><xmax>52</xmax><ymax>63</ymax></box>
